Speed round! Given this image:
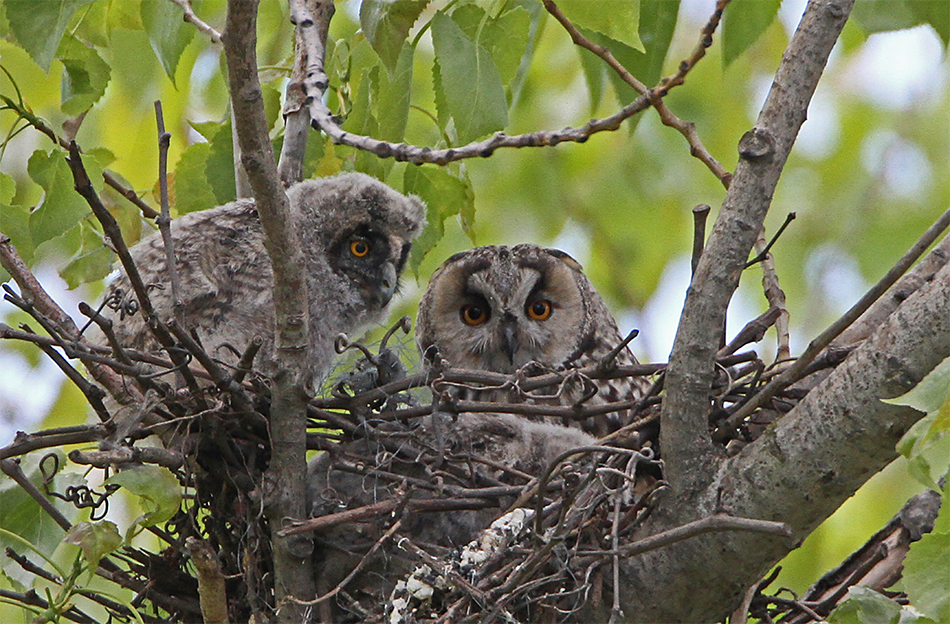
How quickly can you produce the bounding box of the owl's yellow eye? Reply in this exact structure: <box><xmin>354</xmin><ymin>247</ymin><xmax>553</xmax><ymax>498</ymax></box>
<box><xmin>350</xmin><ymin>239</ymin><xmax>370</xmax><ymax>258</ymax></box>
<box><xmin>527</xmin><ymin>299</ymin><xmax>552</xmax><ymax>321</ymax></box>
<box><xmin>461</xmin><ymin>303</ymin><xmax>488</xmax><ymax>326</ymax></box>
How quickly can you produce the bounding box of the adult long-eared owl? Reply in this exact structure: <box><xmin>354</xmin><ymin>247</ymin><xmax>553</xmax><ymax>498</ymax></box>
<box><xmin>98</xmin><ymin>172</ymin><xmax>425</xmax><ymax>391</ymax></box>
<box><xmin>415</xmin><ymin>244</ymin><xmax>649</xmax><ymax>434</ymax></box>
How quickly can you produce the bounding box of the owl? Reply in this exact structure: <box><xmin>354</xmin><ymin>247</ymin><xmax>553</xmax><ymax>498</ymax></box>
<box><xmin>98</xmin><ymin>172</ymin><xmax>425</xmax><ymax>391</ymax></box>
<box><xmin>416</xmin><ymin>244</ymin><xmax>649</xmax><ymax>434</ymax></box>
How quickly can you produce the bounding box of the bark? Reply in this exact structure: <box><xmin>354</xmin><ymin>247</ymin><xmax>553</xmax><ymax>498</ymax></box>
<box><xmin>614</xmin><ymin>258</ymin><xmax>950</xmax><ymax>623</ymax></box>
<box><xmin>222</xmin><ymin>0</ymin><xmax>315</xmax><ymax>619</ymax></box>
<box><xmin>660</xmin><ymin>0</ymin><xmax>854</xmax><ymax>494</ymax></box>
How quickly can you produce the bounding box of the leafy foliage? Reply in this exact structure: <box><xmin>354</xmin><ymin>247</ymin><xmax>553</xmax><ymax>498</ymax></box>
<box><xmin>0</xmin><ymin>0</ymin><xmax>949</xmax><ymax>621</ymax></box>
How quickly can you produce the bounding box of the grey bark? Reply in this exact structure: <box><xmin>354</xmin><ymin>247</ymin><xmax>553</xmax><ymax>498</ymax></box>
<box><xmin>223</xmin><ymin>0</ymin><xmax>316</xmax><ymax>619</ymax></box>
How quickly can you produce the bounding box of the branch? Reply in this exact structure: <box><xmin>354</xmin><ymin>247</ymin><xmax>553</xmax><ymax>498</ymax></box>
<box><xmin>223</xmin><ymin>0</ymin><xmax>315</xmax><ymax>615</ymax></box>
<box><xmin>186</xmin><ymin>537</ymin><xmax>230</xmax><ymax>624</ymax></box>
<box><xmin>719</xmin><ymin>206</ymin><xmax>950</xmax><ymax>439</ymax></box>
<box><xmin>169</xmin><ymin>0</ymin><xmax>223</xmax><ymax>43</ymax></box>
<box><xmin>618</xmin><ymin>250</ymin><xmax>950</xmax><ymax>623</ymax></box>
<box><xmin>290</xmin><ymin>0</ymin><xmax>720</xmax><ymax>165</ymax></box>
<box><xmin>543</xmin><ymin>0</ymin><xmax>733</xmax><ymax>187</ymax></box>
<box><xmin>0</xmin><ymin>235</ymin><xmax>145</xmax><ymax>407</ymax></box>
<box><xmin>659</xmin><ymin>0</ymin><xmax>854</xmax><ymax>494</ymax></box>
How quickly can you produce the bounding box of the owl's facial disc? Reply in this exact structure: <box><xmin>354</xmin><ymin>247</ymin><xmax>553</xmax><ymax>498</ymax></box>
<box><xmin>333</xmin><ymin>226</ymin><xmax>403</xmax><ymax>310</ymax></box>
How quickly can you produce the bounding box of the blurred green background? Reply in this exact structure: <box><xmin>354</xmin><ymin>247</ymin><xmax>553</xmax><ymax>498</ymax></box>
<box><xmin>1</xmin><ymin>0</ymin><xmax>947</xmax><ymax>616</ymax></box>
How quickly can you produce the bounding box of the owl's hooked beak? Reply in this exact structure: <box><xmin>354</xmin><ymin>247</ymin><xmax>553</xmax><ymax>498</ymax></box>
<box><xmin>500</xmin><ymin>314</ymin><xmax>520</xmax><ymax>365</ymax></box>
<box><xmin>375</xmin><ymin>261</ymin><xmax>398</xmax><ymax>308</ymax></box>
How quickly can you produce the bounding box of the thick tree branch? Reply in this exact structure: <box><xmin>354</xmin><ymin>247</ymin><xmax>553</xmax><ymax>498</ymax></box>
<box><xmin>222</xmin><ymin>0</ymin><xmax>315</xmax><ymax>617</ymax></box>
<box><xmin>617</xmin><ymin>254</ymin><xmax>950</xmax><ymax>623</ymax></box>
<box><xmin>659</xmin><ymin>0</ymin><xmax>854</xmax><ymax>494</ymax></box>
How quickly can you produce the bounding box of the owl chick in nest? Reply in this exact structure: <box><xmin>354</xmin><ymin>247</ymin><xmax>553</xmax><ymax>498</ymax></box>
<box><xmin>97</xmin><ymin>173</ymin><xmax>425</xmax><ymax>391</ymax></box>
<box><xmin>416</xmin><ymin>244</ymin><xmax>650</xmax><ymax>434</ymax></box>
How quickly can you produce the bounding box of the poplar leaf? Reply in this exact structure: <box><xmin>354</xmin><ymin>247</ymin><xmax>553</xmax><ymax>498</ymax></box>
<box><xmin>722</xmin><ymin>0</ymin><xmax>781</xmax><ymax>67</ymax></box>
<box><xmin>141</xmin><ymin>0</ymin><xmax>194</xmax><ymax>85</ymax></box>
<box><xmin>361</xmin><ymin>0</ymin><xmax>429</xmax><ymax>74</ymax></box>
<box><xmin>431</xmin><ymin>12</ymin><xmax>508</xmax><ymax>143</ymax></box>
<box><xmin>3</xmin><ymin>0</ymin><xmax>96</xmax><ymax>72</ymax></box>
<box><xmin>27</xmin><ymin>150</ymin><xmax>93</xmax><ymax>246</ymax></box>
<box><xmin>58</xmin><ymin>34</ymin><xmax>112</xmax><ymax>115</ymax></box>
<box><xmin>557</xmin><ymin>0</ymin><xmax>643</xmax><ymax>52</ymax></box>
<box><xmin>404</xmin><ymin>166</ymin><xmax>475</xmax><ymax>273</ymax></box>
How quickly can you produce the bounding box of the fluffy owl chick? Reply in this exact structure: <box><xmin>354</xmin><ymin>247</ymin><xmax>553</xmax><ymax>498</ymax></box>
<box><xmin>99</xmin><ymin>173</ymin><xmax>425</xmax><ymax>390</ymax></box>
<box><xmin>416</xmin><ymin>244</ymin><xmax>649</xmax><ymax>433</ymax></box>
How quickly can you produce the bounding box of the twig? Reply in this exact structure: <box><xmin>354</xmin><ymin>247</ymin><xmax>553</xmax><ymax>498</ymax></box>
<box><xmin>619</xmin><ymin>514</ymin><xmax>792</xmax><ymax>557</ymax></box>
<box><xmin>153</xmin><ymin>101</ymin><xmax>185</xmax><ymax>329</ymax></box>
<box><xmin>0</xmin><ymin>425</ymin><xmax>109</xmax><ymax>461</ymax></box>
<box><xmin>68</xmin><ymin>446</ymin><xmax>183</xmax><ymax>469</ymax></box>
<box><xmin>717</xmin><ymin>206</ymin><xmax>950</xmax><ymax>440</ymax></box>
<box><xmin>691</xmin><ymin>204</ymin><xmax>711</xmax><ymax>276</ymax></box>
<box><xmin>599</xmin><ymin>329</ymin><xmax>640</xmax><ymax>370</ymax></box>
<box><xmin>0</xmin><ymin>458</ymin><xmax>72</xmax><ymax>531</ymax></box>
<box><xmin>718</xmin><ymin>307</ymin><xmax>782</xmax><ymax>358</ymax></box>
<box><xmin>292</xmin><ymin>0</ymin><xmax>723</xmax><ymax>165</ymax></box>
<box><xmin>65</xmin><ymin>142</ymin><xmax>205</xmax><ymax>408</ymax></box>
<box><xmin>169</xmin><ymin>0</ymin><xmax>223</xmax><ymax>43</ymax></box>
<box><xmin>745</xmin><ymin>213</ymin><xmax>796</xmax><ymax>268</ymax></box>
<box><xmin>543</xmin><ymin>0</ymin><xmax>733</xmax><ymax>187</ymax></box>
<box><xmin>185</xmin><ymin>537</ymin><xmax>230</xmax><ymax>624</ymax></box>
<box><xmin>296</xmin><ymin>519</ymin><xmax>403</xmax><ymax>607</ymax></box>
<box><xmin>0</xmin><ymin>97</ymin><xmax>158</xmax><ymax>219</ymax></box>
<box><xmin>0</xmin><ymin>237</ymin><xmax>141</xmax><ymax>405</ymax></box>
<box><xmin>755</xmin><ymin>228</ymin><xmax>792</xmax><ymax>362</ymax></box>
<box><xmin>279</xmin><ymin>497</ymin><xmax>494</xmax><ymax>537</ymax></box>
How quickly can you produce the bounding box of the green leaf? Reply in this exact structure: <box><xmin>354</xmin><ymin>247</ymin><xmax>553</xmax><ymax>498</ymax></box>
<box><xmin>106</xmin><ymin>465</ymin><xmax>182</xmax><ymax>537</ymax></box>
<box><xmin>0</xmin><ymin>171</ymin><xmax>15</xmax><ymax>204</ymax></box>
<box><xmin>361</xmin><ymin>0</ymin><xmax>429</xmax><ymax>74</ymax></box>
<box><xmin>58</xmin><ymin>34</ymin><xmax>112</xmax><ymax>115</ymax></box>
<box><xmin>634</xmin><ymin>0</ymin><xmax>679</xmax><ymax>87</ymax></box>
<box><xmin>891</xmin><ymin>357</ymin><xmax>950</xmax><ymax>490</ymax></box>
<box><xmin>190</xmin><ymin>120</ymin><xmax>238</xmax><ymax>206</ymax></box>
<box><xmin>173</xmin><ymin>141</ymin><xmax>218</xmax><ymax>215</ymax></box>
<box><xmin>63</xmin><ymin>520</ymin><xmax>122</xmax><ymax>580</ymax></box>
<box><xmin>431</xmin><ymin>12</ymin><xmax>508</xmax><ymax>143</ymax></box>
<box><xmin>452</xmin><ymin>4</ymin><xmax>532</xmax><ymax>87</ymax></box>
<box><xmin>904</xmin><ymin>531</ymin><xmax>950</xmax><ymax>622</ymax></box>
<box><xmin>27</xmin><ymin>150</ymin><xmax>94</xmax><ymax>246</ymax></box>
<box><xmin>60</xmin><ymin>222</ymin><xmax>112</xmax><ymax>288</ymax></box>
<box><xmin>344</xmin><ymin>66</ymin><xmax>386</xmax><ymax>179</ymax></box>
<box><xmin>377</xmin><ymin>42</ymin><xmax>415</xmax><ymax>143</ymax></box>
<box><xmin>852</xmin><ymin>0</ymin><xmax>920</xmax><ymax>34</ymax></box>
<box><xmin>140</xmin><ymin>0</ymin><xmax>194</xmax><ymax>85</ymax></box>
<box><xmin>109</xmin><ymin>0</ymin><xmax>144</xmax><ymax>30</ymax></box>
<box><xmin>884</xmin><ymin>356</ymin><xmax>950</xmax><ymax>416</ymax></box>
<box><xmin>2</xmin><ymin>0</ymin><xmax>96</xmax><ymax>72</ymax></box>
<box><xmin>827</xmin><ymin>586</ymin><xmax>902</xmax><ymax>624</ymax></box>
<box><xmin>908</xmin><ymin>0</ymin><xmax>949</xmax><ymax>46</ymax></box>
<box><xmin>404</xmin><ymin>165</ymin><xmax>475</xmax><ymax>273</ymax></box>
<box><xmin>557</xmin><ymin>0</ymin><xmax>643</xmax><ymax>52</ymax></box>
<box><xmin>722</xmin><ymin>0</ymin><xmax>781</xmax><ymax>67</ymax></box>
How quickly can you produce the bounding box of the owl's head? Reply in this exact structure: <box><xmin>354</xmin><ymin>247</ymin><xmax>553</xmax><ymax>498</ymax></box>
<box><xmin>289</xmin><ymin>173</ymin><xmax>426</xmax><ymax>311</ymax></box>
<box><xmin>417</xmin><ymin>244</ymin><xmax>602</xmax><ymax>373</ymax></box>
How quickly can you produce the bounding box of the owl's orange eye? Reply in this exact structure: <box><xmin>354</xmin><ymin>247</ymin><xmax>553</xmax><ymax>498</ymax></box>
<box><xmin>461</xmin><ymin>303</ymin><xmax>489</xmax><ymax>326</ymax></box>
<box><xmin>526</xmin><ymin>299</ymin><xmax>552</xmax><ymax>321</ymax></box>
<box><xmin>350</xmin><ymin>239</ymin><xmax>370</xmax><ymax>257</ymax></box>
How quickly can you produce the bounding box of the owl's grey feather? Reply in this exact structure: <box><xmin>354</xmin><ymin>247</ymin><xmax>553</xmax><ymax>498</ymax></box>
<box><xmin>97</xmin><ymin>173</ymin><xmax>425</xmax><ymax>390</ymax></box>
<box><xmin>307</xmin><ymin>412</ymin><xmax>596</xmax><ymax>615</ymax></box>
<box><xmin>416</xmin><ymin>244</ymin><xmax>649</xmax><ymax>434</ymax></box>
